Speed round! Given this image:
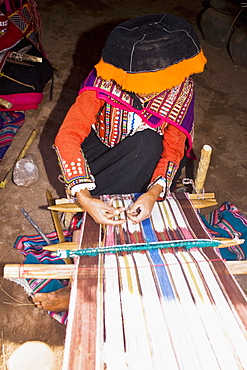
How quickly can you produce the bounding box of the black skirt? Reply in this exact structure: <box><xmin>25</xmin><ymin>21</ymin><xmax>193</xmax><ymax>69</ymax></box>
<box><xmin>82</xmin><ymin>129</ymin><xmax>163</xmax><ymax>195</ymax></box>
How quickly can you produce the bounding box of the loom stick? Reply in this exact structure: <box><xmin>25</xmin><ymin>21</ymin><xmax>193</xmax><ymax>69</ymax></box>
<box><xmin>0</xmin><ymin>128</ymin><xmax>38</xmax><ymax>188</ymax></box>
<box><xmin>46</xmin><ymin>189</ymin><xmax>73</xmax><ymax>264</ymax></box>
<box><xmin>52</xmin><ymin>238</ymin><xmax>246</xmax><ymax>259</ymax></box>
<box><xmin>4</xmin><ymin>259</ymin><xmax>247</xmax><ymax>280</ymax></box>
<box><xmin>46</xmin><ymin>189</ymin><xmax>65</xmax><ymax>243</ymax></box>
<box><xmin>191</xmin><ymin>199</ymin><xmax>218</xmax><ymax>209</ymax></box>
<box><xmin>189</xmin><ymin>193</ymin><xmax>215</xmax><ymax>200</ymax></box>
<box><xmin>43</xmin><ymin>242</ymin><xmax>78</xmax><ymax>251</ymax></box>
<box><xmin>3</xmin><ymin>264</ymin><xmax>75</xmax><ymax>279</ymax></box>
<box><xmin>52</xmin><ymin>238</ymin><xmax>245</xmax><ymax>258</ymax></box>
<box><xmin>189</xmin><ymin>192</ymin><xmax>218</xmax><ymax>209</ymax></box>
<box><xmin>0</xmin><ymin>97</ymin><xmax>12</xmax><ymax>109</ymax></box>
<box><xmin>48</xmin><ymin>203</ymin><xmax>84</xmax><ymax>212</ymax></box>
<box><xmin>47</xmin><ymin>193</ymin><xmax>217</xmax><ymax>213</ymax></box>
<box><xmin>216</xmin><ymin>238</ymin><xmax>245</xmax><ymax>247</ymax></box>
<box><xmin>194</xmin><ymin>144</ymin><xmax>212</xmax><ymax>194</ymax></box>
<box><xmin>225</xmin><ymin>261</ymin><xmax>247</xmax><ymax>275</ymax></box>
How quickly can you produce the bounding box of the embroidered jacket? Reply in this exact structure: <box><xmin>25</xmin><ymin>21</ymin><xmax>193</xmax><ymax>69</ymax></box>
<box><xmin>54</xmin><ymin>69</ymin><xmax>195</xmax><ymax>196</ymax></box>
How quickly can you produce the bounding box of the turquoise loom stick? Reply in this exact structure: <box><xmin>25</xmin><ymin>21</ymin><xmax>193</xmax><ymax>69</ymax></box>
<box><xmin>54</xmin><ymin>239</ymin><xmax>222</xmax><ymax>259</ymax></box>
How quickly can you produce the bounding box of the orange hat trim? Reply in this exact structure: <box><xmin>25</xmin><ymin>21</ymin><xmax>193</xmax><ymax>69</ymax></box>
<box><xmin>95</xmin><ymin>50</ymin><xmax>207</xmax><ymax>95</ymax></box>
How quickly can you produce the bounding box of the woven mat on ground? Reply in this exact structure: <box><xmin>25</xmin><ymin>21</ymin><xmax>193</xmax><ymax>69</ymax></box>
<box><xmin>0</xmin><ymin>111</ymin><xmax>25</xmax><ymax>161</ymax></box>
<box><xmin>200</xmin><ymin>202</ymin><xmax>247</xmax><ymax>261</ymax></box>
<box><xmin>13</xmin><ymin>230</ymin><xmax>72</xmax><ymax>325</ymax></box>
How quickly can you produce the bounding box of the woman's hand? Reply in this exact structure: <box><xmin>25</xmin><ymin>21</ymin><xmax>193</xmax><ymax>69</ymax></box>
<box><xmin>76</xmin><ymin>188</ymin><xmax>126</xmax><ymax>225</ymax></box>
<box><xmin>127</xmin><ymin>183</ymin><xmax>163</xmax><ymax>224</ymax></box>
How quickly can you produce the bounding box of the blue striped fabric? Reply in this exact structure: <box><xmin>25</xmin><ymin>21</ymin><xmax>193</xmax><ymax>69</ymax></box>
<box><xmin>13</xmin><ymin>230</ymin><xmax>72</xmax><ymax>324</ymax></box>
<box><xmin>200</xmin><ymin>202</ymin><xmax>247</xmax><ymax>260</ymax></box>
<box><xmin>0</xmin><ymin>112</ymin><xmax>25</xmax><ymax>161</ymax></box>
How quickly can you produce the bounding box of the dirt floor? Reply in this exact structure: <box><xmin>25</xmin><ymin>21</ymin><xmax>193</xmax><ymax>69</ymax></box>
<box><xmin>0</xmin><ymin>0</ymin><xmax>247</xmax><ymax>368</ymax></box>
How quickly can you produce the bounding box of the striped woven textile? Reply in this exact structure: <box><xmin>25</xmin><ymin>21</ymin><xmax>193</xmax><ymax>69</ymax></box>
<box><xmin>0</xmin><ymin>111</ymin><xmax>25</xmax><ymax>161</ymax></box>
<box><xmin>200</xmin><ymin>202</ymin><xmax>247</xmax><ymax>261</ymax></box>
<box><xmin>13</xmin><ymin>229</ymin><xmax>72</xmax><ymax>325</ymax></box>
<box><xmin>63</xmin><ymin>193</ymin><xmax>247</xmax><ymax>369</ymax></box>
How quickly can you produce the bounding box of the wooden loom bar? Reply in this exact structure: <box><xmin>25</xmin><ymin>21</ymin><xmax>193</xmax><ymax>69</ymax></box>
<box><xmin>46</xmin><ymin>189</ymin><xmax>73</xmax><ymax>266</ymax></box>
<box><xmin>226</xmin><ymin>261</ymin><xmax>247</xmax><ymax>275</ymax></box>
<box><xmin>47</xmin><ymin>192</ymin><xmax>217</xmax><ymax>213</ymax></box>
<box><xmin>194</xmin><ymin>144</ymin><xmax>212</xmax><ymax>194</ymax></box>
<box><xmin>41</xmin><ymin>238</ymin><xmax>244</xmax><ymax>252</ymax></box>
<box><xmin>46</xmin><ymin>189</ymin><xmax>65</xmax><ymax>243</ymax></box>
<box><xmin>43</xmin><ymin>242</ymin><xmax>79</xmax><ymax>251</ymax></box>
<box><xmin>4</xmin><ymin>260</ymin><xmax>247</xmax><ymax>280</ymax></box>
<box><xmin>189</xmin><ymin>193</ymin><xmax>215</xmax><ymax>199</ymax></box>
<box><xmin>3</xmin><ymin>264</ymin><xmax>75</xmax><ymax>279</ymax></box>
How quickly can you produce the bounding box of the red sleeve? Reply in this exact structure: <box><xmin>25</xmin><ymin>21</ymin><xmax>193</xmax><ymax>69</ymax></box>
<box><xmin>54</xmin><ymin>90</ymin><xmax>104</xmax><ymax>189</ymax></box>
<box><xmin>150</xmin><ymin>124</ymin><xmax>187</xmax><ymax>191</ymax></box>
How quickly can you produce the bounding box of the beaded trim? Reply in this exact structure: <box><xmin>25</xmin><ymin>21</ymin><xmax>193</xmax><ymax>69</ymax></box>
<box><xmin>54</xmin><ymin>146</ymin><xmax>95</xmax><ymax>188</ymax></box>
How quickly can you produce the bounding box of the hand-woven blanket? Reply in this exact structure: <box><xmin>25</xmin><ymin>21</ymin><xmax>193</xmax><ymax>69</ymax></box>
<box><xmin>201</xmin><ymin>202</ymin><xmax>247</xmax><ymax>260</ymax></box>
<box><xmin>13</xmin><ymin>229</ymin><xmax>72</xmax><ymax>325</ymax></box>
<box><xmin>0</xmin><ymin>111</ymin><xmax>25</xmax><ymax>161</ymax></box>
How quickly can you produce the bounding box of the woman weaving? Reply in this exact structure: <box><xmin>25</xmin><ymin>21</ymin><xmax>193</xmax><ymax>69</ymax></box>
<box><xmin>33</xmin><ymin>14</ymin><xmax>207</xmax><ymax>314</ymax></box>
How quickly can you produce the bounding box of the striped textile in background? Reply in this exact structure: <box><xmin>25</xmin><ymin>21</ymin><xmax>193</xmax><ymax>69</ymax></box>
<box><xmin>0</xmin><ymin>111</ymin><xmax>25</xmax><ymax>161</ymax></box>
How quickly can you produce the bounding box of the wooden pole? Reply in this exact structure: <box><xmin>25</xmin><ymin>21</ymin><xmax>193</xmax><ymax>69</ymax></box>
<box><xmin>4</xmin><ymin>264</ymin><xmax>75</xmax><ymax>279</ymax></box>
<box><xmin>43</xmin><ymin>242</ymin><xmax>78</xmax><ymax>251</ymax></box>
<box><xmin>48</xmin><ymin>203</ymin><xmax>84</xmax><ymax>213</ymax></box>
<box><xmin>194</xmin><ymin>144</ymin><xmax>212</xmax><ymax>194</ymax></box>
<box><xmin>0</xmin><ymin>97</ymin><xmax>12</xmax><ymax>109</ymax></box>
<box><xmin>46</xmin><ymin>189</ymin><xmax>73</xmax><ymax>264</ymax></box>
<box><xmin>4</xmin><ymin>259</ymin><xmax>247</xmax><ymax>278</ymax></box>
<box><xmin>190</xmin><ymin>199</ymin><xmax>218</xmax><ymax>209</ymax></box>
<box><xmin>47</xmin><ymin>195</ymin><xmax>218</xmax><ymax>212</ymax></box>
<box><xmin>46</xmin><ymin>189</ymin><xmax>65</xmax><ymax>243</ymax></box>
<box><xmin>0</xmin><ymin>128</ymin><xmax>38</xmax><ymax>188</ymax></box>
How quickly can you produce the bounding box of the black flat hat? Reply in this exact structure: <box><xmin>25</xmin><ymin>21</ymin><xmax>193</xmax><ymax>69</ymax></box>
<box><xmin>95</xmin><ymin>14</ymin><xmax>207</xmax><ymax>94</ymax></box>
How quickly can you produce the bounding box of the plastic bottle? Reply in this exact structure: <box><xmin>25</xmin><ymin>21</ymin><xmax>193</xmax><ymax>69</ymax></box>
<box><xmin>13</xmin><ymin>153</ymin><xmax>39</xmax><ymax>186</ymax></box>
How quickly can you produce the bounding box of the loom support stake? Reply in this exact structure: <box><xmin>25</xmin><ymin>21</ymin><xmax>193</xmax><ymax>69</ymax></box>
<box><xmin>0</xmin><ymin>128</ymin><xmax>38</xmax><ymax>189</ymax></box>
